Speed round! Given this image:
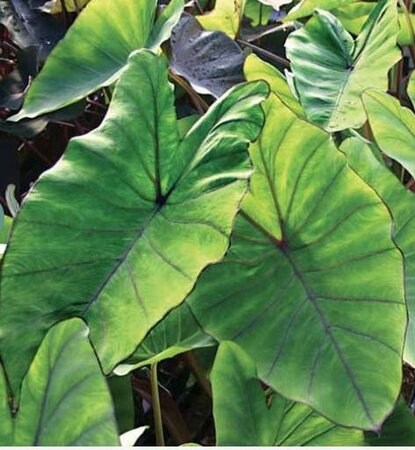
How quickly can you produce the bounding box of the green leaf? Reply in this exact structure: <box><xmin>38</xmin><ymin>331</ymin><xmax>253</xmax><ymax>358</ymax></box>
<box><xmin>284</xmin><ymin>0</ymin><xmax>359</xmax><ymax>21</ymax></box>
<box><xmin>114</xmin><ymin>302</ymin><xmax>216</xmax><ymax>376</ymax></box>
<box><xmin>340</xmin><ymin>137</ymin><xmax>415</xmax><ymax>367</ymax></box>
<box><xmin>188</xmin><ymin>93</ymin><xmax>406</xmax><ymax>430</ymax></box>
<box><xmin>197</xmin><ymin>0</ymin><xmax>246</xmax><ymax>39</ymax></box>
<box><xmin>285</xmin><ymin>0</ymin><xmax>401</xmax><ymax>131</ymax></box>
<box><xmin>212</xmin><ymin>341</ymin><xmax>365</xmax><ymax>445</ymax></box>
<box><xmin>362</xmin><ymin>90</ymin><xmax>415</xmax><ymax>180</ymax></box>
<box><xmin>0</xmin><ymin>50</ymin><xmax>269</xmax><ymax>395</ymax></box>
<box><xmin>244</xmin><ymin>53</ymin><xmax>303</xmax><ymax>115</ymax></box>
<box><xmin>0</xmin><ymin>319</ymin><xmax>119</xmax><ymax>446</ymax></box>
<box><xmin>10</xmin><ymin>0</ymin><xmax>183</xmax><ymax>121</ymax></box>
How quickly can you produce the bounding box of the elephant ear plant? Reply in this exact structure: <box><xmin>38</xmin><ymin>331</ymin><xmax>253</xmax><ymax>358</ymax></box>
<box><xmin>1</xmin><ymin>0</ymin><xmax>415</xmax><ymax>446</ymax></box>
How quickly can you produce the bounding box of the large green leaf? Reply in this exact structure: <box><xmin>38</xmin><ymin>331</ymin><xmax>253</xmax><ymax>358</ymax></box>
<box><xmin>363</xmin><ymin>90</ymin><xmax>415</xmax><ymax>179</ymax></box>
<box><xmin>0</xmin><ymin>319</ymin><xmax>119</xmax><ymax>446</ymax></box>
<box><xmin>212</xmin><ymin>341</ymin><xmax>364</xmax><ymax>445</ymax></box>
<box><xmin>114</xmin><ymin>302</ymin><xmax>215</xmax><ymax>376</ymax></box>
<box><xmin>188</xmin><ymin>93</ymin><xmax>406</xmax><ymax>430</ymax></box>
<box><xmin>10</xmin><ymin>0</ymin><xmax>184</xmax><ymax>121</ymax></box>
<box><xmin>285</xmin><ymin>0</ymin><xmax>401</xmax><ymax>131</ymax></box>
<box><xmin>0</xmin><ymin>50</ymin><xmax>268</xmax><ymax>395</ymax></box>
<box><xmin>340</xmin><ymin>137</ymin><xmax>415</xmax><ymax>366</ymax></box>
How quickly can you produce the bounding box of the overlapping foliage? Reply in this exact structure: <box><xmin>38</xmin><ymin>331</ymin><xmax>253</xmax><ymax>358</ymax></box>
<box><xmin>1</xmin><ymin>0</ymin><xmax>415</xmax><ymax>445</ymax></box>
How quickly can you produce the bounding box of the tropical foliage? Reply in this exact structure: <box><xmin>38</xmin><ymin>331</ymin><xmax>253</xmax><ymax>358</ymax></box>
<box><xmin>1</xmin><ymin>0</ymin><xmax>415</xmax><ymax>445</ymax></box>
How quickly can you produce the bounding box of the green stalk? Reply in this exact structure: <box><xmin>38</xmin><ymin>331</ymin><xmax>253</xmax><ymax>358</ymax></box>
<box><xmin>151</xmin><ymin>363</ymin><xmax>165</xmax><ymax>446</ymax></box>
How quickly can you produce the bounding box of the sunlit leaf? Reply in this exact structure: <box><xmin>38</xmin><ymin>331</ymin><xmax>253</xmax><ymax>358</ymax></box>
<box><xmin>0</xmin><ymin>50</ymin><xmax>268</xmax><ymax>394</ymax></box>
<box><xmin>197</xmin><ymin>0</ymin><xmax>246</xmax><ymax>39</ymax></box>
<box><xmin>188</xmin><ymin>94</ymin><xmax>406</xmax><ymax>429</ymax></box>
<box><xmin>362</xmin><ymin>90</ymin><xmax>415</xmax><ymax>179</ymax></box>
<box><xmin>0</xmin><ymin>319</ymin><xmax>119</xmax><ymax>446</ymax></box>
<box><xmin>340</xmin><ymin>137</ymin><xmax>415</xmax><ymax>367</ymax></box>
<box><xmin>10</xmin><ymin>0</ymin><xmax>184</xmax><ymax>120</ymax></box>
<box><xmin>285</xmin><ymin>0</ymin><xmax>401</xmax><ymax>131</ymax></box>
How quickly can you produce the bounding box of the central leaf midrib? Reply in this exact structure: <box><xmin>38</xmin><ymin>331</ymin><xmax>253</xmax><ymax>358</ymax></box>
<box><xmin>80</xmin><ymin>62</ymin><xmax>179</xmax><ymax>317</ymax></box>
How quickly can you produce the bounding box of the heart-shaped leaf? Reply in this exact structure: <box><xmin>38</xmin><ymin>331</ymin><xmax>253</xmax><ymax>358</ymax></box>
<box><xmin>212</xmin><ymin>341</ymin><xmax>365</xmax><ymax>445</ymax></box>
<box><xmin>0</xmin><ymin>50</ymin><xmax>269</xmax><ymax>394</ymax></box>
<box><xmin>0</xmin><ymin>319</ymin><xmax>119</xmax><ymax>446</ymax></box>
<box><xmin>285</xmin><ymin>0</ymin><xmax>401</xmax><ymax>131</ymax></box>
<box><xmin>363</xmin><ymin>89</ymin><xmax>415</xmax><ymax>179</ymax></box>
<box><xmin>340</xmin><ymin>137</ymin><xmax>415</xmax><ymax>367</ymax></box>
<box><xmin>114</xmin><ymin>302</ymin><xmax>216</xmax><ymax>376</ymax></box>
<box><xmin>188</xmin><ymin>94</ymin><xmax>406</xmax><ymax>429</ymax></box>
<box><xmin>10</xmin><ymin>0</ymin><xmax>184</xmax><ymax>121</ymax></box>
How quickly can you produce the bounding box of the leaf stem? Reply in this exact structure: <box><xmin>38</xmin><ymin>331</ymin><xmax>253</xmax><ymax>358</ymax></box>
<box><xmin>169</xmin><ymin>71</ymin><xmax>209</xmax><ymax>113</ymax></box>
<box><xmin>151</xmin><ymin>363</ymin><xmax>165</xmax><ymax>446</ymax></box>
<box><xmin>236</xmin><ymin>39</ymin><xmax>290</xmax><ymax>67</ymax></box>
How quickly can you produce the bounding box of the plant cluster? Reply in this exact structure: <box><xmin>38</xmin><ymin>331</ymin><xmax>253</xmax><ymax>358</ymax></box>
<box><xmin>1</xmin><ymin>0</ymin><xmax>415</xmax><ymax>445</ymax></box>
